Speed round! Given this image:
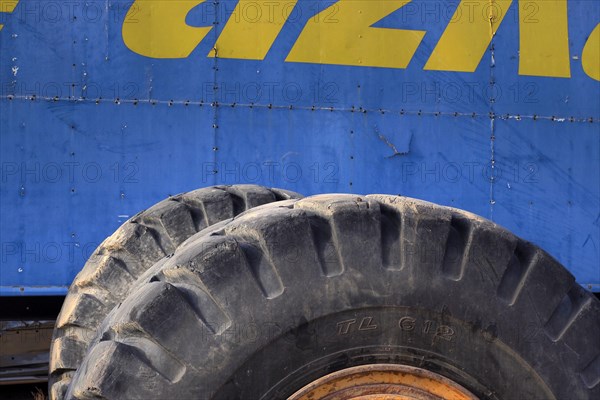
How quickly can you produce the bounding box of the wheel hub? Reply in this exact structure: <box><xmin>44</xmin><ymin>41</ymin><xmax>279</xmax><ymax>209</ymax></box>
<box><xmin>288</xmin><ymin>364</ymin><xmax>478</xmax><ymax>400</ymax></box>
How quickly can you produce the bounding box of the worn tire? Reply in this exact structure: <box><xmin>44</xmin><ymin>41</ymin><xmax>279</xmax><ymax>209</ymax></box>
<box><xmin>49</xmin><ymin>185</ymin><xmax>302</xmax><ymax>400</ymax></box>
<box><xmin>67</xmin><ymin>194</ymin><xmax>599</xmax><ymax>399</ymax></box>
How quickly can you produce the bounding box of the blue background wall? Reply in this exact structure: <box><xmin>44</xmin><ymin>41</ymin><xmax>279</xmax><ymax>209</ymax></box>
<box><xmin>1</xmin><ymin>0</ymin><xmax>598</xmax><ymax>294</ymax></box>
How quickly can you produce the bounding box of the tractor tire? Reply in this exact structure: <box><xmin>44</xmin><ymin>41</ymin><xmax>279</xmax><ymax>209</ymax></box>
<box><xmin>66</xmin><ymin>194</ymin><xmax>600</xmax><ymax>400</ymax></box>
<box><xmin>49</xmin><ymin>185</ymin><xmax>302</xmax><ymax>400</ymax></box>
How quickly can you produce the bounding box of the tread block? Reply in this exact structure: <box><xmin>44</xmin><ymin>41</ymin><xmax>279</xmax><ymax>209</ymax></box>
<box><xmin>56</xmin><ymin>292</ymin><xmax>110</xmax><ymax>330</ymax></box>
<box><xmin>309</xmin><ymin>216</ymin><xmax>344</xmax><ymax>277</ymax></box>
<box><xmin>132</xmin><ymin>255</ymin><xmax>171</xmax><ymax>287</ymax></box>
<box><xmin>168</xmin><ymin>233</ymin><xmax>243</xmax><ymax>273</ymax></box>
<box><xmin>68</xmin><ymin>341</ymin><xmax>173</xmax><ymax>400</ymax></box>
<box><xmin>270</xmin><ymin>188</ymin><xmax>303</xmax><ymax>200</ymax></box>
<box><xmin>581</xmin><ymin>354</ymin><xmax>600</xmax><ymax>389</ymax></box>
<box><xmin>460</xmin><ymin>221</ymin><xmax>517</xmax><ymax>291</ymax></box>
<box><xmin>223</xmin><ymin>185</ymin><xmax>278</xmax><ymax>211</ymax></box>
<box><xmin>329</xmin><ymin>199</ymin><xmax>382</xmax><ymax>273</ymax></box>
<box><xmin>497</xmin><ymin>242</ymin><xmax>537</xmax><ymax>305</ymax></box>
<box><xmin>50</xmin><ymin>376</ymin><xmax>72</xmax><ymax>400</ymax></box>
<box><xmin>102</xmin><ymin>325</ymin><xmax>186</xmax><ymax>383</ymax></box>
<box><xmin>379</xmin><ymin>204</ymin><xmax>403</xmax><ymax>271</ymax></box>
<box><xmin>441</xmin><ymin>215</ymin><xmax>472</xmax><ymax>280</ymax></box>
<box><xmin>178</xmin><ymin>235</ymin><xmax>271</xmax><ymax>315</ymax></box>
<box><xmin>297</xmin><ymin>195</ymin><xmax>382</xmax><ymax>273</ymax></box>
<box><xmin>239</xmin><ymin>242</ymin><xmax>284</xmax><ymax>299</ymax></box>
<box><xmin>215</xmin><ymin>207</ymin><xmax>320</xmax><ymax>287</ymax></box>
<box><xmin>50</xmin><ymin>336</ymin><xmax>87</xmax><ymax>373</ymax></box>
<box><xmin>181</xmin><ymin>187</ymin><xmax>234</xmax><ymax>229</ymax></box>
<box><xmin>515</xmin><ymin>251</ymin><xmax>575</xmax><ymax>323</ymax></box>
<box><xmin>124</xmin><ymin>282</ymin><xmax>216</xmax><ymax>367</ymax></box>
<box><xmin>398</xmin><ymin>201</ymin><xmax>452</xmax><ymax>274</ymax></box>
<box><xmin>545</xmin><ymin>285</ymin><xmax>599</xmax><ymax>357</ymax></box>
<box><xmin>136</xmin><ymin>200</ymin><xmax>197</xmax><ymax>251</ymax></box>
<box><xmin>545</xmin><ymin>286</ymin><xmax>590</xmax><ymax>341</ymax></box>
<box><xmin>74</xmin><ymin>255</ymin><xmax>135</xmax><ymax>298</ymax></box>
<box><xmin>107</xmin><ymin>223</ymin><xmax>166</xmax><ymax>276</ymax></box>
<box><xmin>172</xmin><ymin>282</ymin><xmax>232</xmax><ymax>334</ymax></box>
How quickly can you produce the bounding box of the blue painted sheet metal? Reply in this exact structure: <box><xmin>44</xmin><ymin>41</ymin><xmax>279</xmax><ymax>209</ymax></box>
<box><xmin>0</xmin><ymin>0</ymin><xmax>598</xmax><ymax>295</ymax></box>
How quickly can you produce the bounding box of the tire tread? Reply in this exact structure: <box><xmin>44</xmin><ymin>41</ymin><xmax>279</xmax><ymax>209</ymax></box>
<box><xmin>50</xmin><ymin>186</ymin><xmax>302</xmax><ymax>399</ymax></box>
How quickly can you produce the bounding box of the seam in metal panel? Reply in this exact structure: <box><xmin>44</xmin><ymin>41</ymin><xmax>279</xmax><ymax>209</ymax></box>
<box><xmin>0</xmin><ymin>96</ymin><xmax>597</xmax><ymax>124</ymax></box>
<box><xmin>488</xmin><ymin>0</ymin><xmax>497</xmax><ymax>221</ymax></box>
<box><xmin>211</xmin><ymin>0</ymin><xmax>220</xmax><ymax>187</ymax></box>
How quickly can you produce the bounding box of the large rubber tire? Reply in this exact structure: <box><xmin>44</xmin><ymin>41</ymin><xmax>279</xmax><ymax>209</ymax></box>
<box><xmin>49</xmin><ymin>185</ymin><xmax>302</xmax><ymax>400</ymax></box>
<box><xmin>66</xmin><ymin>194</ymin><xmax>600</xmax><ymax>399</ymax></box>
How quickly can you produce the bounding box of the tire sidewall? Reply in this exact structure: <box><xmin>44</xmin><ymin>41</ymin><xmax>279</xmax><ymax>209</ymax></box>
<box><xmin>215</xmin><ymin>306</ymin><xmax>555</xmax><ymax>400</ymax></box>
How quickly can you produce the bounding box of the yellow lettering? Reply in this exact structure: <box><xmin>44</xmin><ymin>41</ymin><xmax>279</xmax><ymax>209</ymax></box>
<box><xmin>286</xmin><ymin>0</ymin><xmax>425</xmax><ymax>69</ymax></box>
<box><xmin>582</xmin><ymin>23</ymin><xmax>600</xmax><ymax>81</ymax></box>
<box><xmin>425</xmin><ymin>0</ymin><xmax>512</xmax><ymax>72</ymax></box>
<box><xmin>519</xmin><ymin>0</ymin><xmax>570</xmax><ymax>78</ymax></box>
<box><xmin>0</xmin><ymin>1</ymin><xmax>18</xmax><ymax>13</ymax></box>
<box><xmin>209</xmin><ymin>1</ymin><xmax>297</xmax><ymax>60</ymax></box>
<box><xmin>0</xmin><ymin>0</ymin><xmax>19</xmax><ymax>31</ymax></box>
<box><xmin>122</xmin><ymin>0</ymin><xmax>211</xmax><ymax>59</ymax></box>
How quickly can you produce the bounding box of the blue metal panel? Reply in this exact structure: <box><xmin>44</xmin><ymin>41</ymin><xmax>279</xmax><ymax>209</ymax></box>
<box><xmin>493</xmin><ymin>118</ymin><xmax>600</xmax><ymax>291</ymax></box>
<box><xmin>1</xmin><ymin>98</ymin><xmax>215</xmax><ymax>293</ymax></box>
<box><xmin>0</xmin><ymin>0</ymin><xmax>598</xmax><ymax>294</ymax></box>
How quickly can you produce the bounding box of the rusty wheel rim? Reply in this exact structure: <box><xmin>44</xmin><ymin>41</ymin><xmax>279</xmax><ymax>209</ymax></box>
<box><xmin>288</xmin><ymin>364</ymin><xmax>478</xmax><ymax>400</ymax></box>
